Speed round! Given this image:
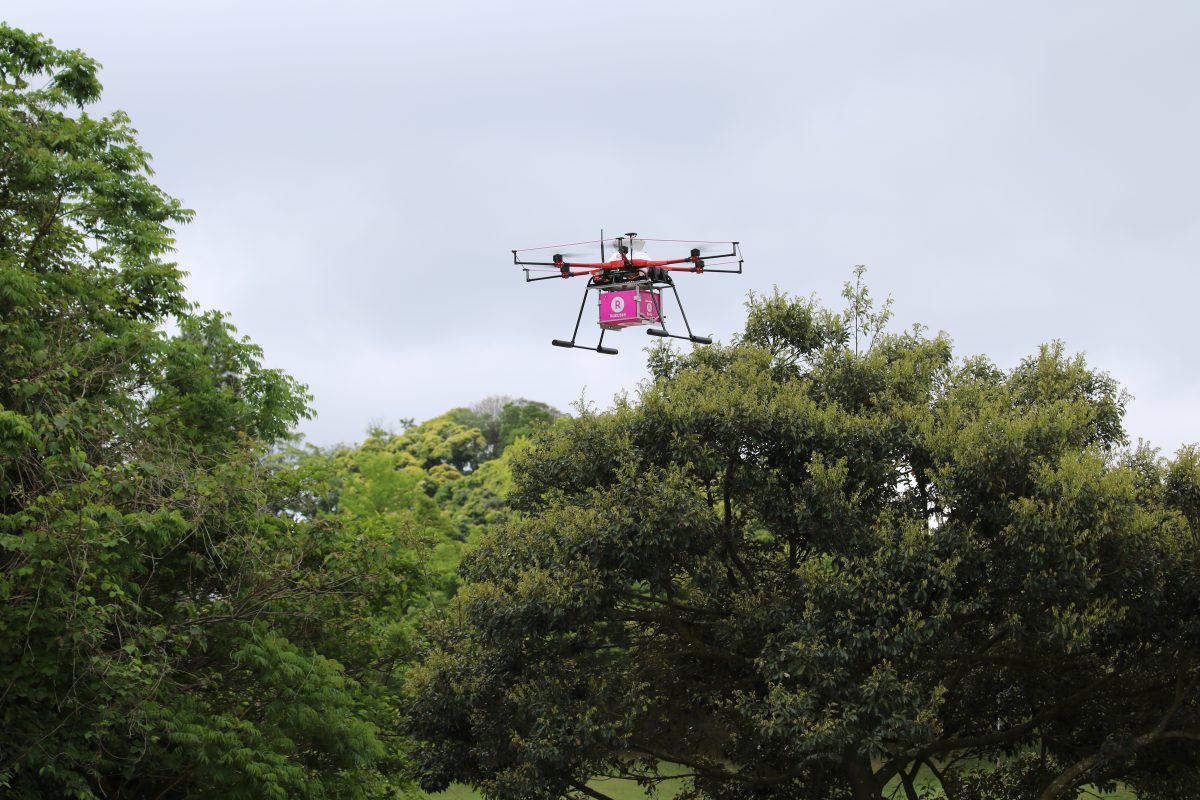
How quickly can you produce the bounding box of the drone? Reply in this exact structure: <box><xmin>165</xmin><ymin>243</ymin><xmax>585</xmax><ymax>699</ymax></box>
<box><xmin>513</xmin><ymin>232</ymin><xmax>743</xmax><ymax>355</ymax></box>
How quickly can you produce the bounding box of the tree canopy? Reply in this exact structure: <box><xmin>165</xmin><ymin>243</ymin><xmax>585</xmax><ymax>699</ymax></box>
<box><xmin>0</xmin><ymin>25</ymin><xmax>425</xmax><ymax>798</ymax></box>
<box><xmin>293</xmin><ymin>398</ymin><xmax>559</xmax><ymax>602</ymax></box>
<box><xmin>405</xmin><ymin>284</ymin><xmax>1200</xmax><ymax>800</ymax></box>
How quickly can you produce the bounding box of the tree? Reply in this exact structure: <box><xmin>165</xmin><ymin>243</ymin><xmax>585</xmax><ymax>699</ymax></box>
<box><xmin>405</xmin><ymin>284</ymin><xmax>1200</xmax><ymax>800</ymax></box>
<box><xmin>435</xmin><ymin>442</ymin><xmax>523</xmax><ymax>543</ymax></box>
<box><xmin>382</xmin><ymin>413</ymin><xmax>488</xmax><ymax>472</ymax></box>
<box><xmin>287</xmin><ymin>398</ymin><xmax>562</xmax><ymax>607</ymax></box>
<box><xmin>307</xmin><ymin>430</ymin><xmax>467</xmax><ymax>602</ymax></box>
<box><xmin>451</xmin><ymin>397</ymin><xmax>562</xmax><ymax>461</ymax></box>
<box><xmin>0</xmin><ymin>26</ymin><xmax>419</xmax><ymax>798</ymax></box>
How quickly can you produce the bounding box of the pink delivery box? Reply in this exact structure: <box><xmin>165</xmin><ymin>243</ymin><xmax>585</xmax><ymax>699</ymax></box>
<box><xmin>598</xmin><ymin>288</ymin><xmax>663</xmax><ymax>329</ymax></box>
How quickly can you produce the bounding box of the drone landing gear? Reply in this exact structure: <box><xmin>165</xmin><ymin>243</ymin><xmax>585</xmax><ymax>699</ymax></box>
<box><xmin>648</xmin><ymin>330</ymin><xmax>712</xmax><ymax>345</ymax></box>
<box><xmin>550</xmin><ymin>280</ymin><xmax>712</xmax><ymax>355</ymax></box>
<box><xmin>551</xmin><ymin>288</ymin><xmax>619</xmax><ymax>354</ymax></box>
<box><xmin>647</xmin><ymin>283</ymin><xmax>712</xmax><ymax>345</ymax></box>
<box><xmin>552</xmin><ymin>338</ymin><xmax>618</xmax><ymax>355</ymax></box>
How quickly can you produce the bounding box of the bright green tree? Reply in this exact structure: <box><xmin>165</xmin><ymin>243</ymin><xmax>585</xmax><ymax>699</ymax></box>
<box><xmin>405</xmin><ymin>285</ymin><xmax>1200</xmax><ymax>800</ymax></box>
<box><xmin>436</xmin><ymin>442</ymin><xmax>522</xmax><ymax>543</ymax></box>
<box><xmin>0</xmin><ymin>26</ymin><xmax>419</xmax><ymax>798</ymax></box>
<box><xmin>384</xmin><ymin>414</ymin><xmax>488</xmax><ymax>472</ymax></box>
<box><xmin>293</xmin><ymin>398</ymin><xmax>561</xmax><ymax>606</ymax></box>
<box><xmin>326</xmin><ymin>430</ymin><xmax>465</xmax><ymax>601</ymax></box>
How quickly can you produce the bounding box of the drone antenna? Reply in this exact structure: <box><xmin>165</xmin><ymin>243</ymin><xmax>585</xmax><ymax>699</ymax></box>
<box><xmin>600</xmin><ymin>229</ymin><xmax>605</xmax><ymax>262</ymax></box>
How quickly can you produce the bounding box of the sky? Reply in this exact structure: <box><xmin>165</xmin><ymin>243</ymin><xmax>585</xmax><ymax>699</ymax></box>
<box><xmin>10</xmin><ymin>1</ymin><xmax>1200</xmax><ymax>453</ymax></box>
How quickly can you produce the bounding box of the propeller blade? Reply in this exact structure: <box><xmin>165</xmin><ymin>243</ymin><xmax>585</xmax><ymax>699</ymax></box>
<box><xmin>543</xmin><ymin>249</ymin><xmax>599</xmax><ymax>263</ymax></box>
<box><xmin>691</xmin><ymin>243</ymin><xmax>736</xmax><ymax>258</ymax></box>
<box><xmin>604</xmin><ymin>238</ymin><xmax>649</xmax><ymax>260</ymax></box>
<box><xmin>638</xmin><ymin>238</ymin><xmax>737</xmax><ymax>258</ymax></box>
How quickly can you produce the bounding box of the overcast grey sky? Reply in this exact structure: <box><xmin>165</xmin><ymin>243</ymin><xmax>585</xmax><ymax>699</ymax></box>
<box><xmin>10</xmin><ymin>1</ymin><xmax>1200</xmax><ymax>452</ymax></box>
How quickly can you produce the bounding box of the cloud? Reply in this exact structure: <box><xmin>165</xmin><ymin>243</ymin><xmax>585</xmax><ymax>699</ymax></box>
<box><xmin>10</xmin><ymin>0</ymin><xmax>1200</xmax><ymax>451</ymax></box>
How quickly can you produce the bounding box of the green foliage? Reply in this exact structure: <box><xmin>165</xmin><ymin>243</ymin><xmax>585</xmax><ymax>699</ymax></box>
<box><xmin>149</xmin><ymin>310</ymin><xmax>311</xmax><ymax>452</ymax></box>
<box><xmin>939</xmin><ymin>753</ymin><xmax>1066</xmax><ymax>799</ymax></box>
<box><xmin>405</xmin><ymin>285</ymin><xmax>1200</xmax><ymax>800</ymax></box>
<box><xmin>387</xmin><ymin>414</ymin><xmax>488</xmax><ymax>472</ymax></box>
<box><xmin>436</xmin><ymin>444</ymin><xmax>520</xmax><ymax>542</ymax></box>
<box><xmin>289</xmin><ymin>399</ymin><xmax>559</xmax><ymax>606</ymax></box>
<box><xmin>451</xmin><ymin>397</ymin><xmax>562</xmax><ymax>461</ymax></box>
<box><xmin>318</xmin><ymin>437</ymin><xmax>463</xmax><ymax>601</ymax></box>
<box><xmin>0</xmin><ymin>25</ymin><xmax>419</xmax><ymax>798</ymax></box>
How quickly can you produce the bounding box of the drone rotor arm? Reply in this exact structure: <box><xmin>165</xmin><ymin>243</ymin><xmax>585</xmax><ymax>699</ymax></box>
<box><xmin>558</xmin><ymin>261</ymin><xmax>612</xmax><ymax>270</ymax></box>
<box><xmin>626</xmin><ymin>256</ymin><xmax>694</xmax><ymax>268</ymax></box>
<box><xmin>524</xmin><ymin>267</ymin><xmax>603</xmax><ymax>282</ymax></box>
<box><xmin>525</xmin><ymin>272</ymin><xmax>568</xmax><ymax>283</ymax></box>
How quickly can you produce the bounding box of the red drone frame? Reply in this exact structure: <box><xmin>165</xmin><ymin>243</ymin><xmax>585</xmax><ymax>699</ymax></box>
<box><xmin>513</xmin><ymin>232</ymin><xmax>743</xmax><ymax>355</ymax></box>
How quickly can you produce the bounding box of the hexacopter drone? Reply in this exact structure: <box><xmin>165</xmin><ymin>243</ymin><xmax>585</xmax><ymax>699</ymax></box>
<box><xmin>513</xmin><ymin>232</ymin><xmax>743</xmax><ymax>355</ymax></box>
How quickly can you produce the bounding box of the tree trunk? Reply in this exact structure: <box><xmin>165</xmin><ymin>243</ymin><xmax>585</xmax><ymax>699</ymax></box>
<box><xmin>898</xmin><ymin>765</ymin><xmax>921</xmax><ymax>800</ymax></box>
<box><xmin>842</xmin><ymin>753</ymin><xmax>880</xmax><ymax>800</ymax></box>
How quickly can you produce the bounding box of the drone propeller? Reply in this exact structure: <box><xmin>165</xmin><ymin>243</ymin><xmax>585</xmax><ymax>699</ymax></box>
<box><xmin>636</xmin><ymin>240</ymin><xmax>733</xmax><ymax>257</ymax></box>
<box><xmin>519</xmin><ymin>236</ymin><xmax>733</xmax><ymax>262</ymax></box>
<box><xmin>601</xmin><ymin>245</ymin><xmax>647</xmax><ymax>267</ymax></box>
<box><xmin>516</xmin><ymin>236</ymin><xmax>741</xmax><ymax>280</ymax></box>
<box><xmin>548</xmin><ymin>250</ymin><xmax>598</xmax><ymax>264</ymax></box>
<box><xmin>638</xmin><ymin>239</ymin><xmax>741</xmax><ymax>273</ymax></box>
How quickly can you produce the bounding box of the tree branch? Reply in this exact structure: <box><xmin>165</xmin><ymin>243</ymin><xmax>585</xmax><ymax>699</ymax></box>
<box><xmin>1037</xmin><ymin>672</ymin><xmax>1199</xmax><ymax>800</ymax></box>
<box><xmin>568</xmin><ymin>780</ymin><xmax>619</xmax><ymax>800</ymax></box>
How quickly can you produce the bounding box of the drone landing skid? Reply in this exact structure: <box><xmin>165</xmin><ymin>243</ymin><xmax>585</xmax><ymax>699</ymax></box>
<box><xmin>552</xmin><ymin>339</ymin><xmax>618</xmax><ymax>355</ymax></box>
<box><xmin>551</xmin><ymin>280</ymin><xmax>710</xmax><ymax>355</ymax></box>
<box><xmin>548</xmin><ymin>283</ymin><xmax>620</xmax><ymax>354</ymax></box>
<box><xmin>648</xmin><ymin>329</ymin><xmax>712</xmax><ymax>345</ymax></box>
<box><xmin>645</xmin><ymin>282</ymin><xmax>711</xmax><ymax>344</ymax></box>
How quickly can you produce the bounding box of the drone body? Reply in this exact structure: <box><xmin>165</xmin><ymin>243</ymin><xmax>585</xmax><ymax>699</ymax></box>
<box><xmin>512</xmin><ymin>232</ymin><xmax>743</xmax><ymax>355</ymax></box>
